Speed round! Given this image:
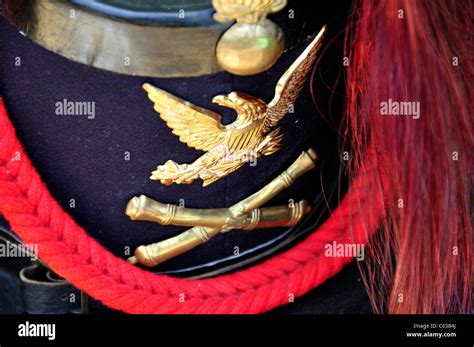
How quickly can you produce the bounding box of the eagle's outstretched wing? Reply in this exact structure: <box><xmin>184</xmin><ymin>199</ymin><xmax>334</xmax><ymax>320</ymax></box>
<box><xmin>265</xmin><ymin>26</ymin><xmax>326</xmax><ymax>130</ymax></box>
<box><xmin>143</xmin><ymin>83</ymin><xmax>227</xmax><ymax>152</ymax></box>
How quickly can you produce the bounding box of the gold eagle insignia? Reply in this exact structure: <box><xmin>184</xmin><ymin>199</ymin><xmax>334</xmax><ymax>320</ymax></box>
<box><xmin>143</xmin><ymin>26</ymin><xmax>325</xmax><ymax>187</ymax></box>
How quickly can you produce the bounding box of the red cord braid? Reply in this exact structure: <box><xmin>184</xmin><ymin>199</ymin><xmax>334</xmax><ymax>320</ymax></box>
<box><xmin>0</xmin><ymin>100</ymin><xmax>384</xmax><ymax>313</ymax></box>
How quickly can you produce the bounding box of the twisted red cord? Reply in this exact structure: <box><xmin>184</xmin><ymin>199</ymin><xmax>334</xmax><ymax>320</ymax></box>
<box><xmin>0</xmin><ymin>100</ymin><xmax>383</xmax><ymax>313</ymax></box>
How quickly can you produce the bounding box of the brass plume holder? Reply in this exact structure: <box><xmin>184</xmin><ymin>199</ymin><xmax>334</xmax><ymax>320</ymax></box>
<box><xmin>212</xmin><ymin>0</ymin><xmax>288</xmax><ymax>75</ymax></box>
<box><xmin>126</xmin><ymin>149</ymin><xmax>317</xmax><ymax>267</ymax></box>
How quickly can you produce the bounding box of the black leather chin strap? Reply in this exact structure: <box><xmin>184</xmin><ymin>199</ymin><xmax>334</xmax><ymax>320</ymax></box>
<box><xmin>0</xmin><ymin>217</ymin><xmax>104</xmax><ymax>314</ymax></box>
<box><xmin>20</xmin><ymin>264</ymin><xmax>84</xmax><ymax>314</ymax></box>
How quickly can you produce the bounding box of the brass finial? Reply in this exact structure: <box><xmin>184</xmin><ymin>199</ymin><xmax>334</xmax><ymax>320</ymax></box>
<box><xmin>212</xmin><ymin>0</ymin><xmax>288</xmax><ymax>75</ymax></box>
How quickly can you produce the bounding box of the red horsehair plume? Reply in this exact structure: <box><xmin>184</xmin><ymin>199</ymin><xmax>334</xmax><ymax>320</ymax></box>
<box><xmin>343</xmin><ymin>0</ymin><xmax>473</xmax><ymax>313</ymax></box>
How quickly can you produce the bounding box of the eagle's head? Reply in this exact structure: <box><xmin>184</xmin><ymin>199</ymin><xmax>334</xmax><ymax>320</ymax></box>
<box><xmin>212</xmin><ymin>92</ymin><xmax>267</xmax><ymax>120</ymax></box>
